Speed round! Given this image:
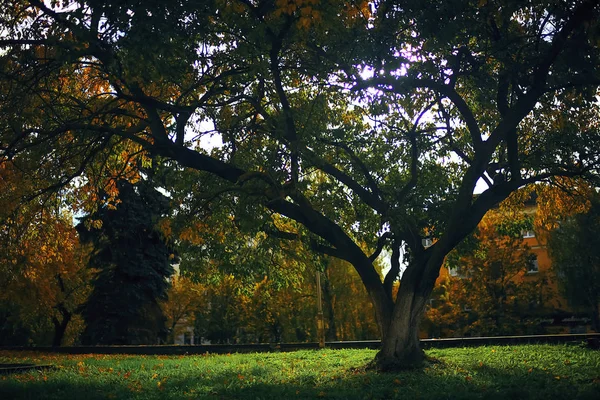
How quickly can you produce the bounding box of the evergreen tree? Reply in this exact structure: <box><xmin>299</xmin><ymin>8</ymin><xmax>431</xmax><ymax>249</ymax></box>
<box><xmin>77</xmin><ymin>180</ymin><xmax>175</xmax><ymax>345</ymax></box>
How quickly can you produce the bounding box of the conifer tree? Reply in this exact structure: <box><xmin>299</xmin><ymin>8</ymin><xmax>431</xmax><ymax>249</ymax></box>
<box><xmin>77</xmin><ymin>179</ymin><xmax>175</xmax><ymax>345</ymax></box>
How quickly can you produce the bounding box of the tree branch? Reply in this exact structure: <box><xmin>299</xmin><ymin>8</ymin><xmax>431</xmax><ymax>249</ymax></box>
<box><xmin>301</xmin><ymin>145</ymin><xmax>387</xmax><ymax>213</ymax></box>
<box><xmin>268</xmin><ymin>18</ymin><xmax>299</xmax><ymax>184</ymax></box>
<box><xmin>368</xmin><ymin>231</ymin><xmax>392</xmax><ymax>262</ymax></box>
<box><xmin>383</xmin><ymin>240</ymin><xmax>401</xmax><ymax>299</ymax></box>
<box><xmin>396</xmin><ymin>100</ymin><xmax>436</xmax><ymax>203</ymax></box>
<box><xmin>264</xmin><ymin>228</ymin><xmax>299</xmax><ymax>241</ymax></box>
<box><xmin>356</xmin><ymin>76</ymin><xmax>483</xmax><ymax>151</ymax></box>
<box><xmin>318</xmin><ymin>138</ymin><xmax>383</xmax><ymax>202</ymax></box>
<box><xmin>310</xmin><ymin>239</ymin><xmax>352</xmax><ymax>262</ymax></box>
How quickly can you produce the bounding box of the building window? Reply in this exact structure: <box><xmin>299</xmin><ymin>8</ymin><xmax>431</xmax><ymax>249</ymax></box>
<box><xmin>527</xmin><ymin>257</ymin><xmax>539</xmax><ymax>274</ymax></box>
<box><xmin>522</xmin><ymin>230</ymin><xmax>535</xmax><ymax>238</ymax></box>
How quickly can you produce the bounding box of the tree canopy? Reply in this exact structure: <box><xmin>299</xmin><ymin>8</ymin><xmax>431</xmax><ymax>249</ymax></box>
<box><xmin>1</xmin><ymin>0</ymin><xmax>600</xmax><ymax>368</ymax></box>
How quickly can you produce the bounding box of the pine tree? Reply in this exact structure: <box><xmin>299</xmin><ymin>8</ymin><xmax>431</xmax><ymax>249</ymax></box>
<box><xmin>77</xmin><ymin>180</ymin><xmax>175</xmax><ymax>345</ymax></box>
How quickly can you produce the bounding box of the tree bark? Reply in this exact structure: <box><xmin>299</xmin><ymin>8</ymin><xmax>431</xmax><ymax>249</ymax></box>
<box><xmin>375</xmin><ymin>291</ymin><xmax>426</xmax><ymax>370</ymax></box>
<box><xmin>51</xmin><ymin>305</ymin><xmax>72</xmax><ymax>347</ymax></box>
<box><xmin>591</xmin><ymin>301</ymin><xmax>600</xmax><ymax>333</ymax></box>
<box><xmin>368</xmin><ymin>253</ymin><xmax>443</xmax><ymax>371</ymax></box>
<box><xmin>321</xmin><ymin>267</ymin><xmax>338</xmax><ymax>341</ymax></box>
<box><xmin>169</xmin><ymin>322</ymin><xmax>178</xmax><ymax>344</ymax></box>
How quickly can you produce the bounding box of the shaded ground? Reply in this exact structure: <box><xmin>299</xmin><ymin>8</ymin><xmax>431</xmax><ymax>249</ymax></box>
<box><xmin>1</xmin><ymin>344</ymin><xmax>599</xmax><ymax>399</ymax></box>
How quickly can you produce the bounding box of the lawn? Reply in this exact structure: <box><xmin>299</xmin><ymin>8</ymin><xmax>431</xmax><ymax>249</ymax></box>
<box><xmin>1</xmin><ymin>344</ymin><xmax>599</xmax><ymax>399</ymax></box>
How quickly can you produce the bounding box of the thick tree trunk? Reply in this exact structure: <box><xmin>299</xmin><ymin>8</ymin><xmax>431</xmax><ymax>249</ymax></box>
<box><xmin>368</xmin><ymin>255</ymin><xmax>442</xmax><ymax>371</ymax></box>
<box><xmin>375</xmin><ymin>289</ymin><xmax>427</xmax><ymax>370</ymax></box>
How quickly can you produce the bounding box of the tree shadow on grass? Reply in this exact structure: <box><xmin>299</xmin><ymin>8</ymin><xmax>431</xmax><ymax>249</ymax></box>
<box><xmin>1</xmin><ymin>360</ymin><xmax>599</xmax><ymax>400</ymax></box>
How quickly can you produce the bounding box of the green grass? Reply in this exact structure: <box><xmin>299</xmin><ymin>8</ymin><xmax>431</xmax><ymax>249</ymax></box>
<box><xmin>1</xmin><ymin>344</ymin><xmax>599</xmax><ymax>399</ymax></box>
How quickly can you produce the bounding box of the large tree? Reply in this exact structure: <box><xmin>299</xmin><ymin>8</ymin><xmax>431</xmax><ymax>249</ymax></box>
<box><xmin>1</xmin><ymin>0</ymin><xmax>600</xmax><ymax>368</ymax></box>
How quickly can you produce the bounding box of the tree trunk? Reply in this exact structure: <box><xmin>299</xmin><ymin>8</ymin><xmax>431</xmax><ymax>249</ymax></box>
<box><xmin>368</xmin><ymin>255</ymin><xmax>441</xmax><ymax>371</ymax></box>
<box><xmin>374</xmin><ymin>289</ymin><xmax>427</xmax><ymax>370</ymax></box>
<box><xmin>169</xmin><ymin>321</ymin><xmax>177</xmax><ymax>344</ymax></box>
<box><xmin>591</xmin><ymin>301</ymin><xmax>600</xmax><ymax>332</ymax></box>
<box><xmin>52</xmin><ymin>306</ymin><xmax>72</xmax><ymax>347</ymax></box>
<box><xmin>321</xmin><ymin>267</ymin><xmax>338</xmax><ymax>341</ymax></box>
<box><xmin>345</xmin><ymin>253</ymin><xmax>394</xmax><ymax>342</ymax></box>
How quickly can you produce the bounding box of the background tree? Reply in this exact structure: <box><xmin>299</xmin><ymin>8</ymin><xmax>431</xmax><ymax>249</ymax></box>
<box><xmin>420</xmin><ymin>273</ymin><xmax>468</xmax><ymax>339</ymax></box>
<box><xmin>193</xmin><ymin>274</ymin><xmax>243</xmax><ymax>344</ymax></box>
<box><xmin>191</xmin><ymin>262</ymin><xmax>381</xmax><ymax>344</ymax></box>
<box><xmin>548</xmin><ymin>197</ymin><xmax>600</xmax><ymax>332</ymax></box>
<box><xmin>77</xmin><ymin>179</ymin><xmax>175</xmax><ymax>345</ymax></box>
<box><xmin>321</xmin><ymin>256</ymin><xmax>380</xmax><ymax>341</ymax></box>
<box><xmin>458</xmin><ymin>208</ymin><xmax>548</xmax><ymax>335</ymax></box>
<box><xmin>0</xmin><ymin>161</ymin><xmax>90</xmax><ymax>346</ymax></box>
<box><xmin>533</xmin><ymin>178</ymin><xmax>595</xmax><ymax>237</ymax></box>
<box><xmin>2</xmin><ymin>0</ymin><xmax>600</xmax><ymax>368</ymax></box>
<box><xmin>0</xmin><ymin>213</ymin><xmax>89</xmax><ymax>346</ymax></box>
<box><xmin>160</xmin><ymin>274</ymin><xmax>205</xmax><ymax>344</ymax></box>
<box><xmin>425</xmin><ymin>206</ymin><xmax>551</xmax><ymax>337</ymax></box>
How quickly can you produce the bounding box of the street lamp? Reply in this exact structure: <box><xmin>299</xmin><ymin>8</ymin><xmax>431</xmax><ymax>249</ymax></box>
<box><xmin>316</xmin><ymin>270</ymin><xmax>325</xmax><ymax>348</ymax></box>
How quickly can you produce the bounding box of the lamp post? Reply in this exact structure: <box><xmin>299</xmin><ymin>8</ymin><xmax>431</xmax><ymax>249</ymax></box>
<box><xmin>316</xmin><ymin>270</ymin><xmax>325</xmax><ymax>348</ymax></box>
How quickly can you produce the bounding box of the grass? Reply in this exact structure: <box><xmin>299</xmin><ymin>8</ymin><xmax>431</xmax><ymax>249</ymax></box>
<box><xmin>1</xmin><ymin>344</ymin><xmax>599</xmax><ymax>399</ymax></box>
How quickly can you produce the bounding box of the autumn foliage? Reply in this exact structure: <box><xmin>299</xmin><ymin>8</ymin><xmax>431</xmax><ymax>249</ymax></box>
<box><xmin>0</xmin><ymin>162</ymin><xmax>90</xmax><ymax>346</ymax></box>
